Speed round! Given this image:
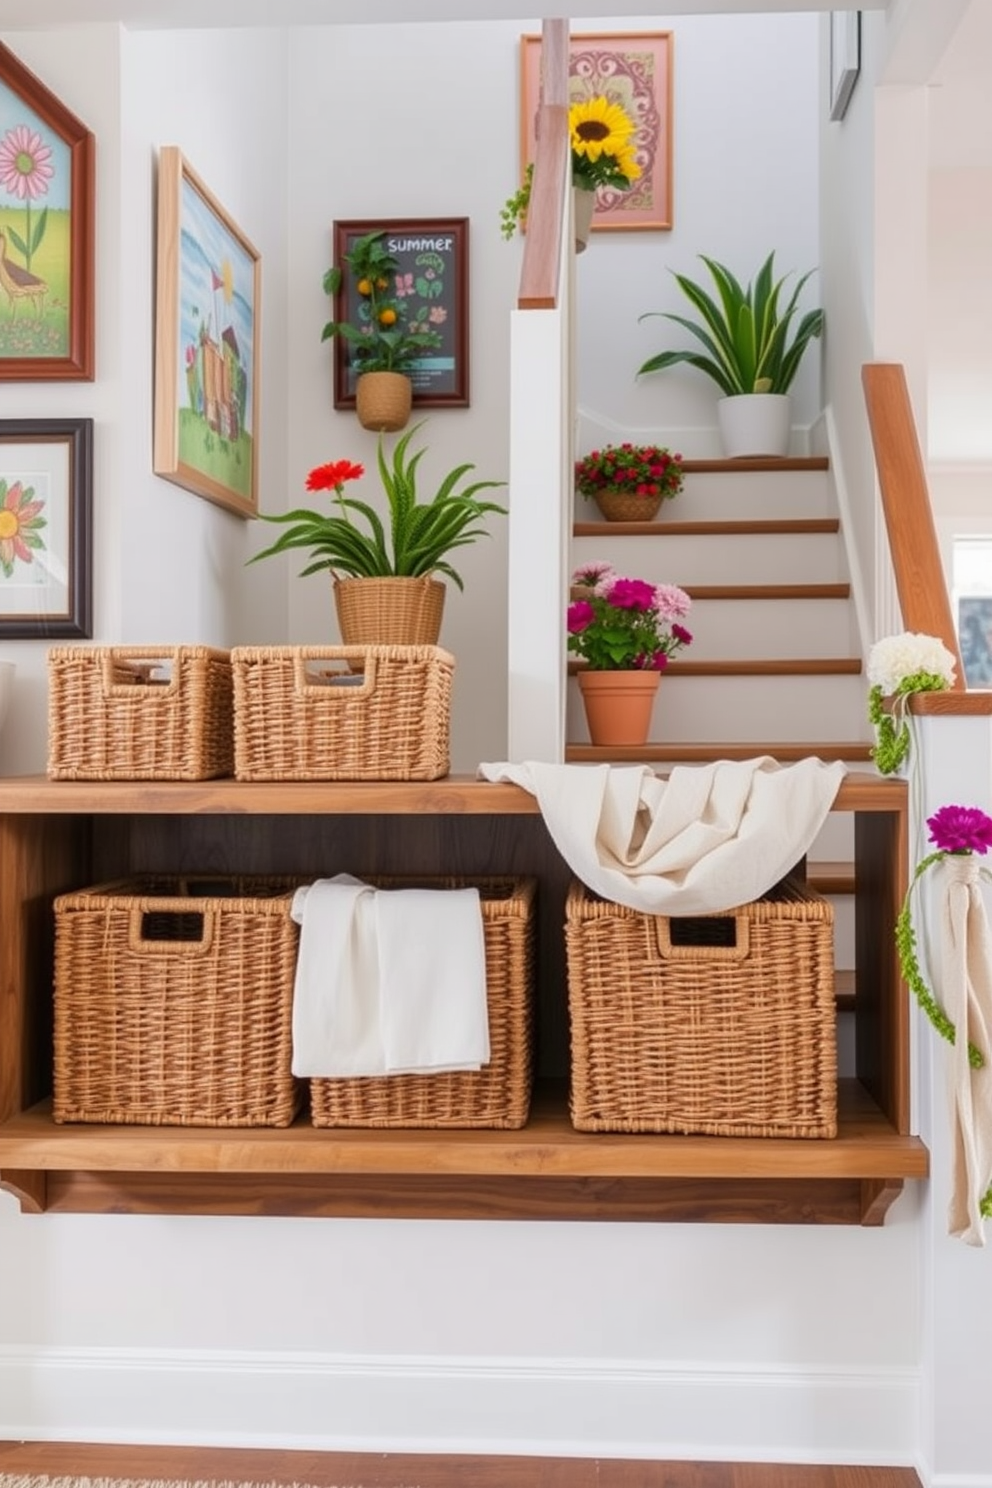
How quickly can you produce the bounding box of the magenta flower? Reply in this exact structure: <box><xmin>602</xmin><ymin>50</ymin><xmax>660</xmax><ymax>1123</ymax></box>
<box><xmin>606</xmin><ymin>577</ymin><xmax>656</xmax><ymax>612</ymax></box>
<box><xmin>927</xmin><ymin>805</ymin><xmax>992</xmax><ymax>856</ymax></box>
<box><xmin>567</xmin><ymin>600</ymin><xmax>594</xmax><ymax>634</ymax></box>
<box><xmin>671</xmin><ymin>623</ymin><xmax>693</xmax><ymax>647</ymax></box>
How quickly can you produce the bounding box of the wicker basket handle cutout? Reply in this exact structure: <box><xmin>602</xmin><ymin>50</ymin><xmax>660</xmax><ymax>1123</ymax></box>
<box><xmin>654</xmin><ymin>912</ymin><xmax>751</xmax><ymax>963</ymax></box>
<box><xmin>293</xmin><ymin>651</ymin><xmax>378</xmax><ymax>699</ymax></box>
<box><xmin>101</xmin><ymin>649</ymin><xmax>179</xmax><ymax>697</ymax></box>
<box><xmin>127</xmin><ymin>901</ymin><xmax>217</xmax><ymax>957</ymax></box>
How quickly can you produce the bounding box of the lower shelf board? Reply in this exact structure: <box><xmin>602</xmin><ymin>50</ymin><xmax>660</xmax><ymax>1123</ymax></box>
<box><xmin>0</xmin><ymin>1081</ymin><xmax>928</xmax><ymax>1225</ymax></box>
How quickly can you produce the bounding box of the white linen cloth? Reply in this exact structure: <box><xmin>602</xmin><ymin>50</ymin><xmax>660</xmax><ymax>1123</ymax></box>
<box><xmin>938</xmin><ymin>855</ymin><xmax>992</xmax><ymax>1245</ymax></box>
<box><xmin>290</xmin><ymin>874</ymin><xmax>490</xmax><ymax>1078</ymax></box>
<box><xmin>477</xmin><ymin>757</ymin><xmax>846</xmax><ymax>915</ymax></box>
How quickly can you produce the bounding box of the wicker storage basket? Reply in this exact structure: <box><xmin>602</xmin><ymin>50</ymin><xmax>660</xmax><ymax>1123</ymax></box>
<box><xmin>565</xmin><ymin>876</ymin><xmax>837</xmax><ymax>1138</ymax></box>
<box><xmin>310</xmin><ymin>875</ymin><xmax>537</xmax><ymax>1129</ymax></box>
<box><xmin>231</xmin><ymin>644</ymin><xmax>453</xmax><ymax>781</ymax></box>
<box><xmin>53</xmin><ymin>875</ymin><xmax>302</xmax><ymax>1126</ymax></box>
<box><xmin>47</xmin><ymin>646</ymin><xmax>233</xmax><ymax>780</ymax></box>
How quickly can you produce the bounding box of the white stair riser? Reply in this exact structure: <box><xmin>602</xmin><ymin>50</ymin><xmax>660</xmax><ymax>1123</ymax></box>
<box><xmin>682</xmin><ymin>598</ymin><xmax>859</xmax><ymax>660</ymax></box>
<box><xmin>572</xmin><ymin>532</ymin><xmax>848</xmax><ymax>586</ymax></box>
<box><xmin>568</xmin><ymin>672</ymin><xmax>868</xmax><ymax>742</ymax></box>
<box><xmin>669</xmin><ymin>470</ymin><xmax>835</xmax><ymax>522</ymax></box>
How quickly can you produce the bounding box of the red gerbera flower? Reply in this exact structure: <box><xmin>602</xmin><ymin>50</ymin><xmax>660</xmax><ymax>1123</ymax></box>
<box><xmin>306</xmin><ymin>459</ymin><xmax>364</xmax><ymax>493</ymax></box>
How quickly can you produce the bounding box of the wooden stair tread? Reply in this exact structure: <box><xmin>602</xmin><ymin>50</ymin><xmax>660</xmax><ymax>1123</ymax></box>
<box><xmin>679</xmin><ymin>456</ymin><xmax>830</xmax><ymax>474</ymax></box>
<box><xmin>564</xmin><ymin>743</ymin><xmax>875</xmax><ymax>763</ymax></box>
<box><xmin>568</xmin><ymin>658</ymin><xmax>862</xmax><ymax>677</ymax></box>
<box><xmin>574</xmin><ymin>518</ymin><xmax>841</xmax><ymax>537</ymax></box>
<box><xmin>807</xmin><ymin>860</ymin><xmax>857</xmax><ymax>894</ymax></box>
<box><xmin>835</xmin><ymin>970</ymin><xmax>856</xmax><ymax>1012</ymax></box>
<box><xmin>682</xmin><ymin>583</ymin><xmax>851</xmax><ymax>601</ymax></box>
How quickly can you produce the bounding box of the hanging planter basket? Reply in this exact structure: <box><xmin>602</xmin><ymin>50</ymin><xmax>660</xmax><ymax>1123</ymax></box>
<box><xmin>355</xmin><ymin>371</ymin><xmax>413</xmax><ymax>433</ymax></box>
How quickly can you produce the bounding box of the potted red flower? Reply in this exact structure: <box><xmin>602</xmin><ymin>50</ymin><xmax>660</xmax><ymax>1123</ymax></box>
<box><xmin>575</xmin><ymin>442</ymin><xmax>684</xmax><ymax>523</ymax></box>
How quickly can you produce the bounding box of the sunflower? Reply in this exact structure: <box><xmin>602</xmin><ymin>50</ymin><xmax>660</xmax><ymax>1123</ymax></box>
<box><xmin>568</xmin><ymin>96</ymin><xmax>636</xmax><ymax>165</ymax></box>
<box><xmin>0</xmin><ymin>479</ymin><xmax>46</xmax><ymax>579</ymax></box>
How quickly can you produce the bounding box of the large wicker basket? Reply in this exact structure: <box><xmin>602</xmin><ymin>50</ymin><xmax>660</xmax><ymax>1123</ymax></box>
<box><xmin>53</xmin><ymin>875</ymin><xmax>302</xmax><ymax>1126</ymax></box>
<box><xmin>565</xmin><ymin>876</ymin><xmax>837</xmax><ymax>1138</ymax></box>
<box><xmin>310</xmin><ymin>875</ymin><xmax>537</xmax><ymax>1129</ymax></box>
<box><xmin>231</xmin><ymin>644</ymin><xmax>453</xmax><ymax>781</ymax></box>
<box><xmin>47</xmin><ymin>645</ymin><xmax>233</xmax><ymax>780</ymax></box>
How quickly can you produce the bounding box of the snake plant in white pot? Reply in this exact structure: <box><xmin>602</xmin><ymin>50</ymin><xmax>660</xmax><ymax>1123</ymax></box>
<box><xmin>635</xmin><ymin>252</ymin><xmax>825</xmax><ymax>458</ymax></box>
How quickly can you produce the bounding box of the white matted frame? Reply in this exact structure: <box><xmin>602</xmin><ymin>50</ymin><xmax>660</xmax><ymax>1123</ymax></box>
<box><xmin>154</xmin><ymin>146</ymin><xmax>260</xmax><ymax>518</ymax></box>
<box><xmin>829</xmin><ymin>11</ymin><xmax>861</xmax><ymax>122</ymax></box>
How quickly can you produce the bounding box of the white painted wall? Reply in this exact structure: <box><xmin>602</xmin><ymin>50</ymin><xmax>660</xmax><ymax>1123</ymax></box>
<box><xmin>0</xmin><ymin>10</ymin><xmax>945</xmax><ymax>1471</ymax></box>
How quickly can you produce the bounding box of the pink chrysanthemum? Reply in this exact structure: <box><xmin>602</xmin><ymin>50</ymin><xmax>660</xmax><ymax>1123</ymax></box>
<box><xmin>653</xmin><ymin>583</ymin><xmax>692</xmax><ymax>620</ymax></box>
<box><xmin>927</xmin><ymin>805</ymin><xmax>992</xmax><ymax>856</ymax></box>
<box><xmin>606</xmin><ymin>577</ymin><xmax>656</xmax><ymax>612</ymax></box>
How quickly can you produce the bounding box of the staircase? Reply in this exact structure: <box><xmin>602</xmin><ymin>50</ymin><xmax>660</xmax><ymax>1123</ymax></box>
<box><xmin>567</xmin><ymin>454</ymin><xmax>873</xmax><ymax>1077</ymax></box>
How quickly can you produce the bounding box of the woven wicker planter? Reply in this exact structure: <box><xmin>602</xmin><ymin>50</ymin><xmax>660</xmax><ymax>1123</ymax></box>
<box><xmin>593</xmin><ymin>488</ymin><xmax>663</xmax><ymax>523</ymax></box>
<box><xmin>333</xmin><ymin>574</ymin><xmax>445</xmax><ymax>647</ymax></box>
<box><xmin>355</xmin><ymin>371</ymin><xmax>412</xmax><ymax>432</ymax></box>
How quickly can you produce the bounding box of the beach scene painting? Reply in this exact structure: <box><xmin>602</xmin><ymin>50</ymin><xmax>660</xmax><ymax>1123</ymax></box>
<box><xmin>154</xmin><ymin>146</ymin><xmax>260</xmax><ymax>517</ymax></box>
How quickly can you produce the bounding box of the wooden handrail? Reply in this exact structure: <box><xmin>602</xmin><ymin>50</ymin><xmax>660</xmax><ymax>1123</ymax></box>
<box><xmin>517</xmin><ymin>18</ymin><xmax>568</xmax><ymax>311</ymax></box>
<box><xmin>862</xmin><ymin>363</ymin><xmax>965</xmax><ymax>687</ymax></box>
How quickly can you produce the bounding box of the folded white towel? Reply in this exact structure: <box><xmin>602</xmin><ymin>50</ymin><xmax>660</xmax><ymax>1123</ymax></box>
<box><xmin>477</xmin><ymin>757</ymin><xmax>846</xmax><ymax>916</ymax></box>
<box><xmin>290</xmin><ymin>875</ymin><xmax>490</xmax><ymax>1078</ymax></box>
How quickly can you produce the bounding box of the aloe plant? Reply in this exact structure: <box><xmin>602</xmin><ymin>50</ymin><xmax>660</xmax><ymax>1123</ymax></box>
<box><xmin>636</xmin><ymin>252</ymin><xmax>824</xmax><ymax>397</ymax></box>
<box><xmin>250</xmin><ymin>423</ymin><xmax>506</xmax><ymax>589</ymax></box>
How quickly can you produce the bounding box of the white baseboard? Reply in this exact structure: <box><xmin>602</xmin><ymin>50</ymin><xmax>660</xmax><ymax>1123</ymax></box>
<box><xmin>0</xmin><ymin>1346</ymin><xmax>918</xmax><ymax>1463</ymax></box>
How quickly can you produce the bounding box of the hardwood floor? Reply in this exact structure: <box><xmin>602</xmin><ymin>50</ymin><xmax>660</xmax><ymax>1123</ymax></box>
<box><xmin>0</xmin><ymin>1441</ymin><xmax>922</xmax><ymax>1487</ymax></box>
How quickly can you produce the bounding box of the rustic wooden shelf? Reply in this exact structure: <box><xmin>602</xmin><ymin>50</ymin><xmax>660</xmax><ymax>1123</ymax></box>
<box><xmin>0</xmin><ymin>772</ymin><xmax>925</xmax><ymax>1226</ymax></box>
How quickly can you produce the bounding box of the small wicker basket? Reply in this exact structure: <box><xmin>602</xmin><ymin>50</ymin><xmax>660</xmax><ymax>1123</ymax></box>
<box><xmin>53</xmin><ymin>875</ymin><xmax>302</xmax><ymax>1126</ymax></box>
<box><xmin>309</xmin><ymin>875</ymin><xmax>537</xmax><ymax>1129</ymax></box>
<box><xmin>232</xmin><ymin>644</ymin><xmax>453</xmax><ymax>781</ymax></box>
<box><xmin>333</xmin><ymin>575</ymin><xmax>445</xmax><ymax>648</ymax></box>
<box><xmin>565</xmin><ymin>876</ymin><xmax>837</xmax><ymax>1138</ymax></box>
<box><xmin>47</xmin><ymin>645</ymin><xmax>233</xmax><ymax>781</ymax></box>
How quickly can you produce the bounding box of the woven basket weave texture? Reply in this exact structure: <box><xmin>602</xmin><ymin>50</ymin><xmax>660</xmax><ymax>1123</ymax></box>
<box><xmin>309</xmin><ymin>875</ymin><xmax>537</xmax><ymax>1129</ymax></box>
<box><xmin>333</xmin><ymin>575</ymin><xmax>445</xmax><ymax>647</ymax></box>
<box><xmin>53</xmin><ymin>876</ymin><xmax>302</xmax><ymax>1127</ymax></box>
<box><xmin>565</xmin><ymin>876</ymin><xmax>837</xmax><ymax>1138</ymax></box>
<box><xmin>47</xmin><ymin>645</ymin><xmax>233</xmax><ymax>780</ymax></box>
<box><xmin>232</xmin><ymin>644</ymin><xmax>453</xmax><ymax>781</ymax></box>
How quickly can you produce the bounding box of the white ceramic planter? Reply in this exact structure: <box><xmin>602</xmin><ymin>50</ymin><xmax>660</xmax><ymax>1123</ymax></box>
<box><xmin>717</xmin><ymin>393</ymin><xmax>791</xmax><ymax>458</ymax></box>
<box><xmin>573</xmin><ymin>187</ymin><xmax>595</xmax><ymax>253</ymax></box>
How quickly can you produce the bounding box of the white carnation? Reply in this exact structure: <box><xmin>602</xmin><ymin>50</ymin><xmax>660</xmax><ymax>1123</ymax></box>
<box><xmin>867</xmin><ymin>631</ymin><xmax>957</xmax><ymax>694</ymax></box>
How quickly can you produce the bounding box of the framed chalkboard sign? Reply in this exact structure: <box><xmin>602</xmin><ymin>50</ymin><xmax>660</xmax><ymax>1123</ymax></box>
<box><xmin>331</xmin><ymin>217</ymin><xmax>469</xmax><ymax>411</ymax></box>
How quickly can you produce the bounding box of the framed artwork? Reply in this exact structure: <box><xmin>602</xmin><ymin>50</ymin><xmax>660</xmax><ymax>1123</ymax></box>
<box><xmin>0</xmin><ymin>416</ymin><xmax>92</xmax><ymax>638</ymax></box>
<box><xmin>0</xmin><ymin>42</ymin><xmax>95</xmax><ymax>381</ymax></box>
<box><xmin>154</xmin><ymin>146</ymin><xmax>260</xmax><ymax>518</ymax></box>
<box><xmin>331</xmin><ymin>217</ymin><xmax>469</xmax><ymax>411</ymax></box>
<box><xmin>829</xmin><ymin>12</ymin><xmax>861</xmax><ymax>122</ymax></box>
<box><xmin>520</xmin><ymin>31</ymin><xmax>674</xmax><ymax>235</ymax></box>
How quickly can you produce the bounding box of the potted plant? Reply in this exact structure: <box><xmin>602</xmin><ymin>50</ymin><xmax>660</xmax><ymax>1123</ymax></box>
<box><xmin>575</xmin><ymin>442</ymin><xmax>684</xmax><ymax>523</ymax></box>
<box><xmin>567</xmin><ymin>562</ymin><xmax>693</xmax><ymax>746</ymax></box>
<box><xmin>635</xmin><ymin>252</ymin><xmax>825</xmax><ymax>458</ymax></box>
<box><xmin>322</xmin><ymin>230</ymin><xmax>443</xmax><ymax>432</ymax></box>
<box><xmin>250</xmin><ymin>422</ymin><xmax>506</xmax><ymax>647</ymax></box>
<box><xmin>501</xmin><ymin>95</ymin><xmax>641</xmax><ymax>251</ymax></box>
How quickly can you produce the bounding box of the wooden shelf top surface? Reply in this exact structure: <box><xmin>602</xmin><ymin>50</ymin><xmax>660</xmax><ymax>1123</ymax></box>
<box><xmin>0</xmin><ymin>771</ymin><xmax>907</xmax><ymax>815</ymax></box>
<box><xmin>0</xmin><ymin>1082</ymin><xmax>928</xmax><ymax>1182</ymax></box>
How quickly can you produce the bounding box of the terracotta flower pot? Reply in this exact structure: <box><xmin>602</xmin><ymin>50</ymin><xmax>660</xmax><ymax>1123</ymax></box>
<box><xmin>578</xmin><ymin>668</ymin><xmax>660</xmax><ymax>747</ymax></box>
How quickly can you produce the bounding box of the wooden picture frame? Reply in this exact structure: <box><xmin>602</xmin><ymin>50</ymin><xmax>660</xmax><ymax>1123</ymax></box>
<box><xmin>829</xmin><ymin>12</ymin><xmax>861</xmax><ymax>122</ymax></box>
<box><xmin>331</xmin><ymin>217</ymin><xmax>469</xmax><ymax>411</ymax></box>
<box><xmin>154</xmin><ymin>146</ymin><xmax>260</xmax><ymax>518</ymax></box>
<box><xmin>520</xmin><ymin>31</ymin><xmax>674</xmax><ymax>235</ymax></box>
<box><xmin>0</xmin><ymin>416</ymin><xmax>92</xmax><ymax>638</ymax></box>
<box><xmin>0</xmin><ymin>42</ymin><xmax>95</xmax><ymax>381</ymax></box>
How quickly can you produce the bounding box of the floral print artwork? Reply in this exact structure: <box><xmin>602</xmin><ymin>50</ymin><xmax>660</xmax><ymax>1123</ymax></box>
<box><xmin>0</xmin><ymin>474</ymin><xmax>46</xmax><ymax>578</ymax></box>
